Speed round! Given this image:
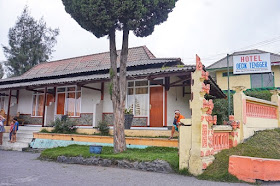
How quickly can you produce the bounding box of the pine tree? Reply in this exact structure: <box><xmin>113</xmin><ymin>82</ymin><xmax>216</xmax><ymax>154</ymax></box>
<box><xmin>62</xmin><ymin>0</ymin><xmax>178</xmax><ymax>153</ymax></box>
<box><xmin>2</xmin><ymin>7</ymin><xmax>59</xmax><ymax>77</ymax></box>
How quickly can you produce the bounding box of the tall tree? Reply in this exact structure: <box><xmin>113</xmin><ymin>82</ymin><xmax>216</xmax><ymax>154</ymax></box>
<box><xmin>0</xmin><ymin>62</ymin><xmax>4</xmax><ymax>79</ymax></box>
<box><xmin>3</xmin><ymin>7</ymin><xmax>59</xmax><ymax>77</ymax></box>
<box><xmin>62</xmin><ymin>0</ymin><xmax>178</xmax><ymax>153</ymax></box>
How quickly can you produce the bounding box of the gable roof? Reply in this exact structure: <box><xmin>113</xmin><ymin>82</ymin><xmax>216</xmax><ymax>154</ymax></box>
<box><xmin>207</xmin><ymin>49</ymin><xmax>280</xmax><ymax>70</ymax></box>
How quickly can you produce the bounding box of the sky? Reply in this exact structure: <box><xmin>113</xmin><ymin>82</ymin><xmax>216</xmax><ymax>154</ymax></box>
<box><xmin>0</xmin><ymin>0</ymin><xmax>280</xmax><ymax>67</ymax></box>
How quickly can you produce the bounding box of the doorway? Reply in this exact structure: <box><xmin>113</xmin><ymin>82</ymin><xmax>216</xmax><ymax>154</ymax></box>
<box><xmin>149</xmin><ymin>86</ymin><xmax>163</xmax><ymax>127</ymax></box>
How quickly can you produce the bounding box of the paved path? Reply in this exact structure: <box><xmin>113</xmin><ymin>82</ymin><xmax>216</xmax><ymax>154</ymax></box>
<box><xmin>0</xmin><ymin>150</ymin><xmax>248</xmax><ymax>186</ymax></box>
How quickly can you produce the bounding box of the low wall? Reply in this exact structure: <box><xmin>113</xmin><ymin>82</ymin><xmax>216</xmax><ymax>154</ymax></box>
<box><xmin>40</xmin><ymin>127</ymin><xmax>177</xmax><ymax>138</ymax></box>
<box><xmin>229</xmin><ymin>155</ymin><xmax>280</xmax><ymax>183</ymax></box>
<box><xmin>213</xmin><ymin>126</ymin><xmax>231</xmax><ymax>149</ymax></box>
<box><xmin>233</xmin><ymin>87</ymin><xmax>280</xmax><ymax>142</ymax></box>
<box><xmin>32</xmin><ymin>133</ymin><xmax>178</xmax><ymax>149</ymax></box>
<box><xmin>243</xmin><ymin>96</ymin><xmax>279</xmax><ymax>139</ymax></box>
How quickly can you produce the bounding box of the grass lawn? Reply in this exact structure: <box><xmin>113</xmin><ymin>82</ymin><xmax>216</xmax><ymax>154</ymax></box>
<box><xmin>40</xmin><ymin>145</ymin><xmax>185</xmax><ymax>174</ymax></box>
<box><xmin>198</xmin><ymin>128</ymin><xmax>280</xmax><ymax>182</ymax></box>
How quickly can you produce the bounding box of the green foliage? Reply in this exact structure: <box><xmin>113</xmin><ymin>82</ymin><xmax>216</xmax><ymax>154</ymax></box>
<box><xmin>176</xmin><ymin>65</ymin><xmax>184</xmax><ymax>68</ymax></box>
<box><xmin>2</xmin><ymin>6</ymin><xmax>59</xmax><ymax>77</ymax></box>
<box><xmin>0</xmin><ymin>63</ymin><xmax>4</xmax><ymax>79</ymax></box>
<box><xmin>40</xmin><ymin>129</ymin><xmax>51</xmax><ymax>133</ymax></box>
<box><xmin>211</xmin><ymin>92</ymin><xmax>234</xmax><ymax>125</ymax></box>
<box><xmin>244</xmin><ymin>89</ymin><xmax>272</xmax><ymax>101</ymax></box>
<box><xmin>97</xmin><ymin>120</ymin><xmax>110</xmax><ymax>136</ymax></box>
<box><xmin>124</xmin><ymin>106</ymin><xmax>133</xmax><ymax>114</ymax></box>
<box><xmin>62</xmin><ymin>0</ymin><xmax>178</xmax><ymax>38</ymax></box>
<box><xmin>198</xmin><ymin>128</ymin><xmax>280</xmax><ymax>182</ymax></box>
<box><xmin>50</xmin><ymin>116</ymin><xmax>77</xmax><ymax>134</ymax></box>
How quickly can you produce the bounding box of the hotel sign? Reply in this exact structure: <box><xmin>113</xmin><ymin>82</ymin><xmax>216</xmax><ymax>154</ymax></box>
<box><xmin>233</xmin><ymin>53</ymin><xmax>271</xmax><ymax>74</ymax></box>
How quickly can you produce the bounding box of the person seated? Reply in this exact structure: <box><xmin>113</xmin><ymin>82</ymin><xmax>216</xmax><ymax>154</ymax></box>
<box><xmin>169</xmin><ymin>110</ymin><xmax>185</xmax><ymax>139</ymax></box>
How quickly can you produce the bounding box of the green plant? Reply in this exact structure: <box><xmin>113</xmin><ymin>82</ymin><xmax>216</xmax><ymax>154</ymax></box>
<box><xmin>50</xmin><ymin>115</ymin><xmax>77</xmax><ymax>134</ymax></box>
<box><xmin>124</xmin><ymin>107</ymin><xmax>133</xmax><ymax>115</ymax></box>
<box><xmin>176</xmin><ymin>65</ymin><xmax>184</xmax><ymax>68</ymax></box>
<box><xmin>40</xmin><ymin>128</ymin><xmax>51</xmax><ymax>133</ymax></box>
<box><xmin>97</xmin><ymin>120</ymin><xmax>110</xmax><ymax>136</ymax></box>
<box><xmin>211</xmin><ymin>92</ymin><xmax>234</xmax><ymax>125</ymax></box>
<box><xmin>244</xmin><ymin>90</ymin><xmax>272</xmax><ymax>101</ymax></box>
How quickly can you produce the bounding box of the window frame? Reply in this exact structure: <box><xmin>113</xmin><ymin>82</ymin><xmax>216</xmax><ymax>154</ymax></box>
<box><xmin>31</xmin><ymin>91</ymin><xmax>44</xmax><ymax>117</ymax></box>
<box><xmin>126</xmin><ymin>79</ymin><xmax>164</xmax><ymax>118</ymax></box>
<box><xmin>250</xmin><ymin>72</ymin><xmax>275</xmax><ymax>88</ymax></box>
<box><xmin>55</xmin><ymin>85</ymin><xmax>81</xmax><ymax>117</ymax></box>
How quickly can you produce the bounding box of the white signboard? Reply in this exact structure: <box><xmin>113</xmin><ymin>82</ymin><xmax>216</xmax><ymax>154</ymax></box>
<box><xmin>233</xmin><ymin>53</ymin><xmax>271</xmax><ymax>74</ymax></box>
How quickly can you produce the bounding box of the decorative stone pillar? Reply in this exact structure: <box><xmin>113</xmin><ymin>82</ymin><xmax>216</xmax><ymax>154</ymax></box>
<box><xmin>186</xmin><ymin>55</ymin><xmax>217</xmax><ymax>175</ymax></box>
<box><xmin>233</xmin><ymin>86</ymin><xmax>246</xmax><ymax>142</ymax></box>
<box><xmin>270</xmin><ymin>90</ymin><xmax>280</xmax><ymax>127</ymax></box>
<box><xmin>228</xmin><ymin>115</ymin><xmax>240</xmax><ymax>148</ymax></box>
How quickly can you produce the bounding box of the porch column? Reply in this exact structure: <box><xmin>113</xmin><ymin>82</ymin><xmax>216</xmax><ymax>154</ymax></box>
<box><xmin>101</xmin><ymin>82</ymin><xmax>104</xmax><ymax>100</ymax></box>
<box><xmin>6</xmin><ymin>89</ymin><xmax>12</xmax><ymax>126</ymax></box>
<box><xmin>42</xmin><ymin>87</ymin><xmax>47</xmax><ymax>127</ymax></box>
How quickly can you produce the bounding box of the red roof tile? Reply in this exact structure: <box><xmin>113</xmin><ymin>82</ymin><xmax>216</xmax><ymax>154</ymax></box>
<box><xmin>21</xmin><ymin>46</ymin><xmax>155</xmax><ymax>77</ymax></box>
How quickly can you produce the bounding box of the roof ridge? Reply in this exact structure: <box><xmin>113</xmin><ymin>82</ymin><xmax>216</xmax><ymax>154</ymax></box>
<box><xmin>143</xmin><ymin>45</ymin><xmax>156</xmax><ymax>59</ymax></box>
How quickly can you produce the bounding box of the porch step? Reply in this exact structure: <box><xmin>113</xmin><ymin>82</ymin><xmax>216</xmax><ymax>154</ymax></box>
<box><xmin>0</xmin><ymin>126</ymin><xmax>40</xmax><ymax>151</ymax></box>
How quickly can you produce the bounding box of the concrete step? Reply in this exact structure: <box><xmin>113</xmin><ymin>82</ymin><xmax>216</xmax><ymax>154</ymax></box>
<box><xmin>18</xmin><ymin>126</ymin><xmax>41</xmax><ymax>132</ymax></box>
<box><xmin>0</xmin><ymin>141</ymin><xmax>29</xmax><ymax>151</ymax></box>
<box><xmin>0</xmin><ymin>126</ymin><xmax>39</xmax><ymax>151</ymax></box>
<box><xmin>3</xmin><ymin>132</ymin><xmax>34</xmax><ymax>138</ymax></box>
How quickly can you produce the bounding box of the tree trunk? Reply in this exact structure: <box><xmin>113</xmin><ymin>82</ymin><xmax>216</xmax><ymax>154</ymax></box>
<box><xmin>109</xmin><ymin>28</ymin><xmax>128</xmax><ymax>153</ymax></box>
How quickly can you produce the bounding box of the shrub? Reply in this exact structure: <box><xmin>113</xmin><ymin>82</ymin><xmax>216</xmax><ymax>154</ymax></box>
<box><xmin>50</xmin><ymin>115</ymin><xmax>77</xmax><ymax>134</ymax></box>
<box><xmin>40</xmin><ymin>128</ymin><xmax>51</xmax><ymax>133</ymax></box>
<box><xmin>244</xmin><ymin>90</ymin><xmax>272</xmax><ymax>101</ymax></box>
<box><xmin>97</xmin><ymin>120</ymin><xmax>109</xmax><ymax>136</ymax></box>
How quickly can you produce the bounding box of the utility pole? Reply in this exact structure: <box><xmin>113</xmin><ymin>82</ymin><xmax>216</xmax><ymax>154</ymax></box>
<box><xmin>227</xmin><ymin>54</ymin><xmax>231</xmax><ymax>117</ymax></box>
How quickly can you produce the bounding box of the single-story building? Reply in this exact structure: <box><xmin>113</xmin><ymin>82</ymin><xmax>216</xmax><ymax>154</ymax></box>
<box><xmin>0</xmin><ymin>46</ymin><xmax>225</xmax><ymax>128</ymax></box>
<box><xmin>207</xmin><ymin>49</ymin><xmax>280</xmax><ymax>91</ymax></box>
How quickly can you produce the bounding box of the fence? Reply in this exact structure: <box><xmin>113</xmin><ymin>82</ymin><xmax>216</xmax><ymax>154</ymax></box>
<box><xmin>233</xmin><ymin>87</ymin><xmax>280</xmax><ymax>141</ymax></box>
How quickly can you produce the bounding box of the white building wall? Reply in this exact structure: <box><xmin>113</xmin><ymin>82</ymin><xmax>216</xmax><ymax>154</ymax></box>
<box><xmin>17</xmin><ymin>89</ymin><xmax>32</xmax><ymax>114</ymax></box>
<box><xmin>103</xmin><ymin>82</ymin><xmax>113</xmax><ymax>113</ymax></box>
<box><xmin>81</xmin><ymin>83</ymin><xmax>101</xmax><ymax>113</ymax></box>
<box><xmin>167</xmin><ymin>77</ymin><xmax>191</xmax><ymax>126</ymax></box>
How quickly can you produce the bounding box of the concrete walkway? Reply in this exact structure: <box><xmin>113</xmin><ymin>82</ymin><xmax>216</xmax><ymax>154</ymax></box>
<box><xmin>0</xmin><ymin>150</ymin><xmax>250</xmax><ymax>186</ymax></box>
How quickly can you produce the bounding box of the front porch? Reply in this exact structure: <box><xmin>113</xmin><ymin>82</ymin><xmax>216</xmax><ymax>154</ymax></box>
<box><xmin>0</xmin><ymin>66</ymin><xmax>224</xmax><ymax>129</ymax></box>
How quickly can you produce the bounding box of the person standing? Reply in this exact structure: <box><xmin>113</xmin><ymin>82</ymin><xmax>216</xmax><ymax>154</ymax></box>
<box><xmin>0</xmin><ymin>115</ymin><xmax>5</xmax><ymax>145</ymax></box>
<box><xmin>10</xmin><ymin>118</ymin><xmax>19</xmax><ymax>143</ymax></box>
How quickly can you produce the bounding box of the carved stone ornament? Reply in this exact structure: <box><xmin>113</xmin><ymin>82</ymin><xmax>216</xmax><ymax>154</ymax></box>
<box><xmin>233</xmin><ymin>86</ymin><xmax>246</xmax><ymax>93</ymax></box>
<box><xmin>201</xmin><ymin>83</ymin><xmax>210</xmax><ymax>95</ymax></box>
<box><xmin>201</xmin><ymin>70</ymin><xmax>209</xmax><ymax>81</ymax></box>
<box><xmin>196</xmin><ymin>54</ymin><xmax>203</xmax><ymax>71</ymax></box>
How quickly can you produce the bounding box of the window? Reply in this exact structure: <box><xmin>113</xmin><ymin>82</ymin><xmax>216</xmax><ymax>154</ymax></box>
<box><xmin>32</xmin><ymin>93</ymin><xmax>44</xmax><ymax>117</ymax></box>
<box><xmin>32</xmin><ymin>90</ymin><xmax>54</xmax><ymax>117</ymax></box>
<box><xmin>127</xmin><ymin>80</ymin><xmax>149</xmax><ymax>117</ymax></box>
<box><xmin>222</xmin><ymin>72</ymin><xmax>240</xmax><ymax>77</ymax></box>
<box><xmin>56</xmin><ymin>86</ymin><xmax>81</xmax><ymax>117</ymax></box>
<box><xmin>251</xmin><ymin>73</ymin><xmax>274</xmax><ymax>88</ymax></box>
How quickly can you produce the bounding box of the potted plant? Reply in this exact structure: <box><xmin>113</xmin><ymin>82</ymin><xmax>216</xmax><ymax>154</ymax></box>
<box><xmin>124</xmin><ymin>107</ymin><xmax>133</xmax><ymax>129</ymax></box>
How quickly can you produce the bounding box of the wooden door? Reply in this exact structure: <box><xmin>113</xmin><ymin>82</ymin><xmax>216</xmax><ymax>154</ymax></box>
<box><xmin>57</xmin><ymin>93</ymin><xmax>65</xmax><ymax>115</ymax></box>
<box><xmin>149</xmin><ymin>87</ymin><xmax>163</xmax><ymax>127</ymax></box>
